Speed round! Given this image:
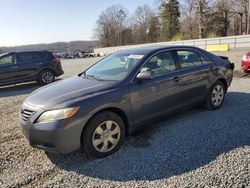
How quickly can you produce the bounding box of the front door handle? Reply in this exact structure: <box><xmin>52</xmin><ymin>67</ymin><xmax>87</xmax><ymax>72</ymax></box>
<box><xmin>11</xmin><ymin>66</ymin><xmax>19</xmax><ymax>69</ymax></box>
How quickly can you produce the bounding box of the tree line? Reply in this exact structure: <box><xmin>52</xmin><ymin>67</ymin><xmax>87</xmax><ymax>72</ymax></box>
<box><xmin>94</xmin><ymin>0</ymin><xmax>249</xmax><ymax>47</ymax></box>
<box><xmin>0</xmin><ymin>41</ymin><xmax>98</xmax><ymax>53</ymax></box>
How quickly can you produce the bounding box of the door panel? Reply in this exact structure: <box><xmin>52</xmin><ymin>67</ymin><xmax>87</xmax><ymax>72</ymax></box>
<box><xmin>129</xmin><ymin>72</ymin><xmax>183</xmax><ymax>125</ymax></box>
<box><xmin>175</xmin><ymin>49</ymin><xmax>212</xmax><ymax>105</ymax></box>
<box><xmin>16</xmin><ymin>52</ymin><xmax>43</xmax><ymax>80</ymax></box>
<box><xmin>129</xmin><ymin>50</ymin><xmax>183</xmax><ymax>125</ymax></box>
<box><xmin>0</xmin><ymin>54</ymin><xmax>18</xmax><ymax>84</ymax></box>
<box><xmin>178</xmin><ymin>65</ymin><xmax>211</xmax><ymax>105</ymax></box>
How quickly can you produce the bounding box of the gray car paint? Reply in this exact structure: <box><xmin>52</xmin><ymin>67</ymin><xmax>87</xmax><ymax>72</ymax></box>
<box><xmin>19</xmin><ymin>46</ymin><xmax>234</xmax><ymax>153</ymax></box>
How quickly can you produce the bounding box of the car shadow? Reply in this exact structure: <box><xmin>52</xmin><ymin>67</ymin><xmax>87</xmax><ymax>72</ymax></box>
<box><xmin>234</xmin><ymin>70</ymin><xmax>250</xmax><ymax>79</ymax></box>
<box><xmin>47</xmin><ymin>91</ymin><xmax>250</xmax><ymax>181</ymax></box>
<box><xmin>0</xmin><ymin>79</ymin><xmax>62</xmax><ymax>98</ymax></box>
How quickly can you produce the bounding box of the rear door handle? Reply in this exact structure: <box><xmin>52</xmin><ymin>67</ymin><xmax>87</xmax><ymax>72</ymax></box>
<box><xmin>173</xmin><ymin>76</ymin><xmax>180</xmax><ymax>82</ymax></box>
<box><xmin>11</xmin><ymin>66</ymin><xmax>19</xmax><ymax>69</ymax></box>
<box><xmin>209</xmin><ymin>67</ymin><xmax>217</xmax><ymax>71</ymax></box>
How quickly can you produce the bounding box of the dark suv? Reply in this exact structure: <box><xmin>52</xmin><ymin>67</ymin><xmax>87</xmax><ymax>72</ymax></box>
<box><xmin>0</xmin><ymin>51</ymin><xmax>64</xmax><ymax>86</ymax></box>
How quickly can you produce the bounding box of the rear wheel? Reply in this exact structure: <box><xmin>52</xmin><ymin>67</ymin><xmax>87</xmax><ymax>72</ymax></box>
<box><xmin>38</xmin><ymin>70</ymin><xmax>55</xmax><ymax>85</ymax></box>
<box><xmin>205</xmin><ymin>81</ymin><xmax>226</xmax><ymax>110</ymax></box>
<box><xmin>82</xmin><ymin>111</ymin><xmax>125</xmax><ymax>158</ymax></box>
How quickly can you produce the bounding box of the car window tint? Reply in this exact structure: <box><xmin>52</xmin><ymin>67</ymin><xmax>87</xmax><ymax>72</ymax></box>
<box><xmin>177</xmin><ymin>50</ymin><xmax>202</xmax><ymax>68</ymax></box>
<box><xmin>0</xmin><ymin>55</ymin><xmax>13</xmax><ymax>65</ymax></box>
<box><xmin>200</xmin><ymin>54</ymin><xmax>212</xmax><ymax>64</ymax></box>
<box><xmin>33</xmin><ymin>52</ymin><xmax>46</xmax><ymax>60</ymax></box>
<box><xmin>141</xmin><ymin>51</ymin><xmax>176</xmax><ymax>77</ymax></box>
<box><xmin>18</xmin><ymin>53</ymin><xmax>34</xmax><ymax>63</ymax></box>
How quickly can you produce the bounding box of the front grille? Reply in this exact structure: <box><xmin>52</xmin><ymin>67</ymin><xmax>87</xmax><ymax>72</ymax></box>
<box><xmin>21</xmin><ymin>110</ymin><xmax>36</xmax><ymax>122</ymax></box>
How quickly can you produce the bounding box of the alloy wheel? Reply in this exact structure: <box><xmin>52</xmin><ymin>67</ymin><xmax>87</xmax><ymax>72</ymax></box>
<box><xmin>92</xmin><ymin>120</ymin><xmax>121</xmax><ymax>153</ymax></box>
<box><xmin>41</xmin><ymin>71</ymin><xmax>54</xmax><ymax>84</ymax></box>
<box><xmin>211</xmin><ymin>85</ymin><xmax>224</xmax><ymax>106</ymax></box>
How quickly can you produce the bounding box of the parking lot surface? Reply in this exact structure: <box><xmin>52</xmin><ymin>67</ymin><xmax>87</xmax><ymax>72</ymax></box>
<box><xmin>0</xmin><ymin>57</ymin><xmax>249</xmax><ymax>187</ymax></box>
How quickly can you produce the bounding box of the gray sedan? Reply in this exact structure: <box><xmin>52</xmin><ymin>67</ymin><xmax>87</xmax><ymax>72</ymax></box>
<box><xmin>19</xmin><ymin>46</ymin><xmax>234</xmax><ymax>158</ymax></box>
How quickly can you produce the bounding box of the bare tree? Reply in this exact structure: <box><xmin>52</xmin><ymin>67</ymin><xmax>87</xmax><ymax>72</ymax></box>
<box><xmin>94</xmin><ymin>5</ymin><xmax>128</xmax><ymax>47</ymax></box>
<box><xmin>131</xmin><ymin>4</ymin><xmax>154</xmax><ymax>44</ymax></box>
<box><xmin>180</xmin><ymin>0</ymin><xmax>198</xmax><ymax>39</ymax></box>
<box><xmin>231</xmin><ymin>0</ymin><xmax>249</xmax><ymax>34</ymax></box>
<box><xmin>94</xmin><ymin>1</ymin><xmax>250</xmax><ymax>47</ymax></box>
<box><xmin>195</xmin><ymin>0</ymin><xmax>211</xmax><ymax>38</ymax></box>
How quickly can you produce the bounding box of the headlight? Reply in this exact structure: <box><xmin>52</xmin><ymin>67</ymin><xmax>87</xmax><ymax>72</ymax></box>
<box><xmin>37</xmin><ymin>107</ymin><xmax>79</xmax><ymax>123</ymax></box>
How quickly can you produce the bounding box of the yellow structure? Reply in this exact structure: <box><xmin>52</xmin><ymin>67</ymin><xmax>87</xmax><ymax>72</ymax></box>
<box><xmin>206</xmin><ymin>44</ymin><xmax>230</xmax><ymax>52</ymax></box>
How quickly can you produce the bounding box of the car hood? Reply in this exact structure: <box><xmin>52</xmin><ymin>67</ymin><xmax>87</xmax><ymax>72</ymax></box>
<box><xmin>24</xmin><ymin>76</ymin><xmax>116</xmax><ymax>109</ymax></box>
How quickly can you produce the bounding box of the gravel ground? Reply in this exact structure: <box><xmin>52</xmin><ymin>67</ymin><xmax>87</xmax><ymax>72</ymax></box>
<box><xmin>0</xmin><ymin>55</ymin><xmax>250</xmax><ymax>188</ymax></box>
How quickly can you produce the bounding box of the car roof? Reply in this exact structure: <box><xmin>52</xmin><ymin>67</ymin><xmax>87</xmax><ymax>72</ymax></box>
<box><xmin>115</xmin><ymin>45</ymin><xmax>203</xmax><ymax>56</ymax></box>
<box><xmin>0</xmin><ymin>50</ymin><xmax>50</xmax><ymax>55</ymax></box>
<box><xmin>14</xmin><ymin>50</ymin><xmax>49</xmax><ymax>53</ymax></box>
<box><xmin>0</xmin><ymin>51</ymin><xmax>52</xmax><ymax>59</ymax></box>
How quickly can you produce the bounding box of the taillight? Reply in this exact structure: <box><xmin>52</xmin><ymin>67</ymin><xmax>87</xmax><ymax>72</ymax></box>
<box><xmin>243</xmin><ymin>53</ymin><xmax>250</xmax><ymax>61</ymax></box>
<box><xmin>52</xmin><ymin>58</ymin><xmax>61</xmax><ymax>64</ymax></box>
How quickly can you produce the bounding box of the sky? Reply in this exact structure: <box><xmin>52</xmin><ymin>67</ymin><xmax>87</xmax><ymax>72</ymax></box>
<box><xmin>0</xmin><ymin>0</ymin><xmax>158</xmax><ymax>47</ymax></box>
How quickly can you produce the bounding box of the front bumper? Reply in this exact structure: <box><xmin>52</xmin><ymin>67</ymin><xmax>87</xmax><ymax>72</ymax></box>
<box><xmin>20</xmin><ymin>120</ymin><xmax>82</xmax><ymax>153</ymax></box>
<box><xmin>19</xmin><ymin>103</ymin><xmax>86</xmax><ymax>154</ymax></box>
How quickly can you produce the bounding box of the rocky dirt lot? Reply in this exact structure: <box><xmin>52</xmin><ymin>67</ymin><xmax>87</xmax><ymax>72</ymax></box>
<box><xmin>0</xmin><ymin>57</ymin><xmax>250</xmax><ymax>188</ymax></box>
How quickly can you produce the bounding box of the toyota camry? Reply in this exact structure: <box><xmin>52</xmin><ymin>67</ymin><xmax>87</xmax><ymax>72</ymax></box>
<box><xmin>19</xmin><ymin>46</ymin><xmax>234</xmax><ymax>158</ymax></box>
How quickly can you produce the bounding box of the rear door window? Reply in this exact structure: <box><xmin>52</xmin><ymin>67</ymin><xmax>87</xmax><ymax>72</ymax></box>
<box><xmin>17</xmin><ymin>52</ymin><xmax>47</xmax><ymax>64</ymax></box>
<box><xmin>200</xmin><ymin>55</ymin><xmax>212</xmax><ymax>64</ymax></box>
<box><xmin>33</xmin><ymin>52</ymin><xmax>47</xmax><ymax>60</ymax></box>
<box><xmin>17</xmin><ymin>53</ymin><xmax>34</xmax><ymax>64</ymax></box>
<box><xmin>177</xmin><ymin>50</ymin><xmax>202</xmax><ymax>69</ymax></box>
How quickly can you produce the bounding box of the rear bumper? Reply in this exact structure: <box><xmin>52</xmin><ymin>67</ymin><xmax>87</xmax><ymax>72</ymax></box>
<box><xmin>226</xmin><ymin>76</ymin><xmax>233</xmax><ymax>88</ymax></box>
<box><xmin>55</xmin><ymin>70</ymin><xmax>64</xmax><ymax>77</ymax></box>
<box><xmin>241</xmin><ymin>60</ymin><xmax>250</xmax><ymax>71</ymax></box>
<box><xmin>54</xmin><ymin>63</ymin><xmax>64</xmax><ymax>77</ymax></box>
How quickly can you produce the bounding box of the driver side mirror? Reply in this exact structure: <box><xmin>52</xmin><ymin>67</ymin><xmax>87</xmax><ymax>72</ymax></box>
<box><xmin>136</xmin><ymin>71</ymin><xmax>153</xmax><ymax>80</ymax></box>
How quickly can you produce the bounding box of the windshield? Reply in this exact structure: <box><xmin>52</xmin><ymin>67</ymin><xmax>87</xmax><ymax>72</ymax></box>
<box><xmin>84</xmin><ymin>53</ymin><xmax>144</xmax><ymax>81</ymax></box>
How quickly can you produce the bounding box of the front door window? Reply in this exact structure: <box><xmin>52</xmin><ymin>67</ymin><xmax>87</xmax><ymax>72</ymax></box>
<box><xmin>0</xmin><ymin>55</ymin><xmax>14</xmax><ymax>65</ymax></box>
<box><xmin>140</xmin><ymin>51</ymin><xmax>176</xmax><ymax>77</ymax></box>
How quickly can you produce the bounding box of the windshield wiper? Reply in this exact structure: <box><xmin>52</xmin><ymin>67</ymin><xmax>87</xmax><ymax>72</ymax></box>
<box><xmin>85</xmin><ymin>75</ymin><xmax>104</xmax><ymax>81</ymax></box>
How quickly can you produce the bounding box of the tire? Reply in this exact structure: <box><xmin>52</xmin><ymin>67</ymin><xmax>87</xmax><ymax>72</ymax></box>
<box><xmin>204</xmin><ymin>80</ymin><xmax>226</xmax><ymax>110</ymax></box>
<box><xmin>38</xmin><ymin>70</ymin><xmax>55</xmax><ymax>85</ymax></box>
<box><xmin>82</xmin><ymin>111</ymin><xmax>125</xmax><ymax>158</ymax></box>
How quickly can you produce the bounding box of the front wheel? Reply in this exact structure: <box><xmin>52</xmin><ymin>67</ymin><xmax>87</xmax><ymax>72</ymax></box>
<box><xmin>205</xmin><ymin>81</ymin><xmax>226</xmax><ymax>110</ymax></box>
<box><xmin>82</xmin><ymin>112</ymin><xmax>125</xmax><ymax>158</ymax></box>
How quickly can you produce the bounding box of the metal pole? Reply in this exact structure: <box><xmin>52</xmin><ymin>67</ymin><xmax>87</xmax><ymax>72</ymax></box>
<box><xmin>247</xmin><ymin>0</ymin><xmax>250</xmax><ymax>34</ymax></box>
